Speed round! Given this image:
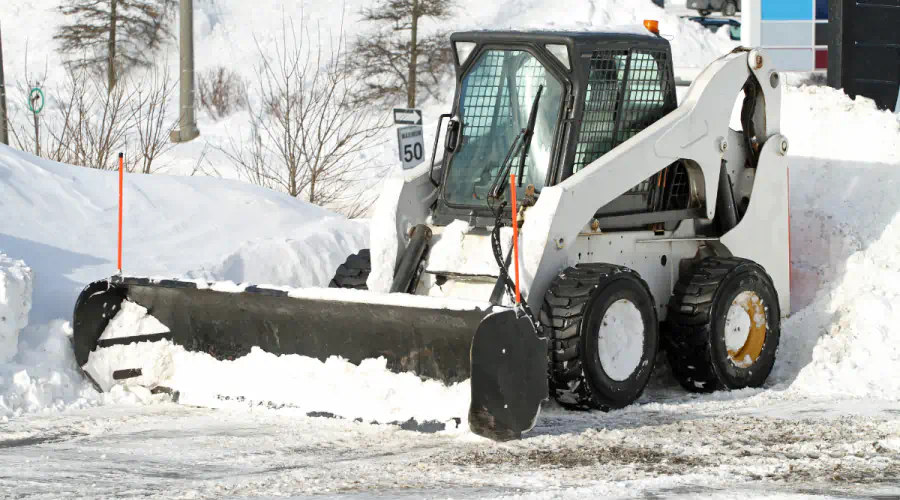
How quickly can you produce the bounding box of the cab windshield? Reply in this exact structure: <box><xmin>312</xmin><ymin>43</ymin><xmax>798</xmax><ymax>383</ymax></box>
<box><xmin>443</xmin><ymin>49</ymin><xmax>564</xmax><ymax>207</ymax></box>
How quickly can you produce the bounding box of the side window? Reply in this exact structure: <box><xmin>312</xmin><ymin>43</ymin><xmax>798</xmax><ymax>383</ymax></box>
<box><xmin>618</xmin><ymin>51</ymin><xmax>667</xmax><ymax>143</ymax></box>
<box><xmin>572</xmin><ymin>50</ymin><xmax>628</xmax><ymax>173</ymax></box>
<box><xmin>572</xmin><ymin>49</ymin><xmax>672</xmax><ymax>173</ymax></box>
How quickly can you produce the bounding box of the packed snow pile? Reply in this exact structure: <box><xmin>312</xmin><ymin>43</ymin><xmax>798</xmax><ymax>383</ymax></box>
<box><xmin>186</xmin><ymin>219</ymin><xmax>368</xmax><ymax>288</ymax></box>
<box><xmin>773</xmin><ymin>86</ymin><xmax>900</xmax><ymax>400</ymax></box>
<box><xmin>0</xmin><ymin>144</ymin><xmax>368</xmax><ymax>418</ymax></box>
<box><xmin>0</xmin><ymin>255</ymin><xmax>33</xmax><ymax>364</ymax></box>
<box><xmin>0</xmin><ymin>321</ymin><xmax>97</xmax><ymax>419</ymax></box>
<box><xmin>425</xmin><ymin>220</ymin><xmax>514</xmax><ymax>278</ymax></box>
<box><xmin>0</xmin><ymin>144</ymin><xmax>368</xmax><ymax>323</ymax></box>
<box><xmin>85</xmin><ymin>300</ymin><xmax>469</xmax><ymax>425</ymax></box>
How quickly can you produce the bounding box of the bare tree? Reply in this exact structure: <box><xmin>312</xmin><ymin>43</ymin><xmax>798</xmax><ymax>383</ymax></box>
<box><xmin>55</xmin><ymin>0</ymin><xmax>176</xmax><ymax>89</ymax></box>
<box><xmin>189</xmin><ymin>142</ymin><xmax>220</xmax><ymax>177</ymax></box>
<box><xmin>349</xmin><ymin>0</ymin><xmax>454</xmax><ymax>108</ymax></box>
<box><xmin>130</xmin><ymin>66</ymin><xmax>176</xmax><ymax>173</ymax></box>
<box><xmin>78</xmin><ymin>74</ymin><xmax>138</xmax><ymax>169</ymax></box>
<box><xmin>41</xmin><ymin>67</ymin><xmax>91</xmax><ymax>165</ymax></box>
<box><xmin>217</xmin><ymin>21</ymin><xmax>387</xmax><ymax>217</ymax></box>
<box><xmin>9</xmin><ymin>39</ymin><xmax>173</xmax><ymax>174</ymax></box>
<box><xmin>9</xmin><ymin>66</ymin><xmax>133</xmax><ymax>171</ymax></box>
<box><xmin>198</xmin><ymin>66</ymin><xmax>247</xmax><ymax>121</ymax></box>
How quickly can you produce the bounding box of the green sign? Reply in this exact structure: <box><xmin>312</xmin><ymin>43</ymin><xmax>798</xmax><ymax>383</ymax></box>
<box><xmin>28</xmin><ymin>87</ymin><xmax>44</xmax><ymax>115</ymax></box>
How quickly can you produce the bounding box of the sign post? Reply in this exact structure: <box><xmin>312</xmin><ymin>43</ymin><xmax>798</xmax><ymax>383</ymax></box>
<box><xmin>118</xmin><ymin>153</ymin><xmax>124</xmax><ymax>273</ymax></box>
<box><xmin>28</xmin><ymin>87</ymin><xmax>44</xmax><ymax>156</ymax></box>
<box><xmin>394</xmin><ymin>108</ymin><xmax>425</xmax><ymax>170</ymax></box>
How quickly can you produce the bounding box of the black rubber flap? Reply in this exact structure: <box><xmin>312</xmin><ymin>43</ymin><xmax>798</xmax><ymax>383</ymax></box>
<box><xmin>468</xmin><ymin>309</ymin><xmax>548</xmax><ymax>441</ymax></box>
<box><xmin>72</xmin><ymin>277</ymin><xmax>493</xmax><ymax>384</ymax></box>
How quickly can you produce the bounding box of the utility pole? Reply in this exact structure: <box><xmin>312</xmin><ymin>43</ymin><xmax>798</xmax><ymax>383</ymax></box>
<box><xmin>0</xmin><ymin>22</ymin><xmax>9</xmax><ymax>146</ymax></box>
<box><xmin>408</xmin><ymin>0</ymin><xmax>418</xmax><ymax>108</ymax></box>
<box><xmin>170</xmin><ymin>0</ymin><xmax>199</xmax><ymax>143</ymax></box>
<box><xmin>108</xmin><ymin>0</ymin><xmax>118</xmax><ymax>90</ymax></box>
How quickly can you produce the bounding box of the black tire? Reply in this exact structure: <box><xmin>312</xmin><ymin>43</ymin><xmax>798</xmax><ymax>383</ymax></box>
<box><xmin>541</xmin><ymin>264</ymin><xmax>659</xmax><ymax>411</ymax></box>
<box><xmin>328</xmin><ymin>249</ymin><xmax>371</xmax><ymax>289</ymax></box>
<box><xmin>722</xmin><ymin>1</ymin><xmax>737</xmax><ymax>17</ymax></box>
<box><xmin>666</xmin><ymin>257</ymin><xmax>780</xmax><ymax>393</ymax></box>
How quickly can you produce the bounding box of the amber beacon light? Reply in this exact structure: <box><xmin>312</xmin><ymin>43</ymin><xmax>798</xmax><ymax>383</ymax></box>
<box><xmin>644</xmin><ymin>19</ymin><xmax>660</xmax><ymax>34</ymax></box>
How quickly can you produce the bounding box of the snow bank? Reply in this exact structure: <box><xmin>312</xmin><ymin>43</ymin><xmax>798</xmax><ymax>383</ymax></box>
<box><xmin>0</xmin><ymin>144</ymin><xmax>364</xmax><ymax>323</ymax></box>
<box><xmin>0</xmin><ymin>255</ymin><xmax>32</xmax><ymax>364</ymax></box>
<box><xmin>450</xmin><ymin>0</ymin><xmax>737</xmax><ymax>69</ymax></box>
<box><xmin>186</xmin><ymin>218</ymin><xmax>369</xmax><ymax>288</ymax></box>
<box><xmin>0</xmin><ymin>321</ymin><xmax>96</xmax><ymax>419</ymax></box>
<box><xmin>0</xmin><ymin>256</ymin><xmax>98</xmax><ymax>419</ymax></box>
<box><xmin>0</xmin><ymin>144</ymin><xmax>367</xmax><ymax>418</ymax></box>
<box><xmin>772</xmin><ymin>86</ymin><xmax>900</xmax><ymax>400</ymax></box>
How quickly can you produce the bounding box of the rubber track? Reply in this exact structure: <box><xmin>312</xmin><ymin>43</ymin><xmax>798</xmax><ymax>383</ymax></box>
<box><xmin>328</xmin><ymin>249</ymin><xmax>371</xmax><ymax>290</ymax></box>
<box><xmin>665</xmin><ymin>256</ymin><xmax>752</xmax><ymax>392</ymax></box>
<box><xmin>539</xmin><ymin>263</ymin><xmax>638</xmax><ymax>409</ymax></box>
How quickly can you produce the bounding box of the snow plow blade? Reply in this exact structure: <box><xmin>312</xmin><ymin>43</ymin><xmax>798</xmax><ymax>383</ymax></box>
<box><xmin>72</xmin><ymin>276</ymin><xmax>547</xmax><ymax>440</ymax></box>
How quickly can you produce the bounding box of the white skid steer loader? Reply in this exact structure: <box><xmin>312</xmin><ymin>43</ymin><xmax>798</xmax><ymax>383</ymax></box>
<box><xmin>72</xmin><ymin>25</ymin><xmax>790</xmax><ymax>441</ymax></box>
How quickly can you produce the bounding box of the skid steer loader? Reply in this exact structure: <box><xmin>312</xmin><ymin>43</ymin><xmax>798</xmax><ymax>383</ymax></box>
<box><xmin>72</xmin><ymin>25</ymin><xmax>790</xmax><ymax>441</ymax></box>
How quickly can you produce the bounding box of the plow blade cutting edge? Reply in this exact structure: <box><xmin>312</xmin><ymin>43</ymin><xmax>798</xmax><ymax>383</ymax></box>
<box><xmin>72</xmin><ymin>276</ymin><xmax>548</xmax><ymax>440</ymax></box>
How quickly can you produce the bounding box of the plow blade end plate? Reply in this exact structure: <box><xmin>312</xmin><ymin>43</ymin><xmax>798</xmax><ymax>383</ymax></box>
<box><xmin>468</xmin><ymin>310</ymin><xmax>548</xmax><ymax>441</ymax></box>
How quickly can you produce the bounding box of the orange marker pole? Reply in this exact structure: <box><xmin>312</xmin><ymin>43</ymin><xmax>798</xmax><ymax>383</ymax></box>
<box><xmin>117</xmin><ymin>152</ymin><xmax>123</xmax><ymax>273</ymax></box>
<box><xmin>510</xmin><ymin>173</ymin><xmax>520</xmax><ymax>305</ymax></box>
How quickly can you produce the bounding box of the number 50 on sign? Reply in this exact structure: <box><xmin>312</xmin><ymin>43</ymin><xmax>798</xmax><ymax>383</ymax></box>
<box><xmin>397</xmin><ymin>125</ymin><xmax>425</xmax><ymax>170</ymax></box>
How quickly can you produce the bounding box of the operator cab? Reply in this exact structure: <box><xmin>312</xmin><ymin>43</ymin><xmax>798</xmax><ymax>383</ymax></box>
<box><xmin>432</xmin><ymin>29</ymin><xmax>696</xmax><ymax>230</ymax></box>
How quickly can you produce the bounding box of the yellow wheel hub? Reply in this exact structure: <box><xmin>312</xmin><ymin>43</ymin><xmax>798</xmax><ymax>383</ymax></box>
<box><xmin>724</xmin><ymin>291</ymin><xmax>767</xmax><ymax>367</ymax></box>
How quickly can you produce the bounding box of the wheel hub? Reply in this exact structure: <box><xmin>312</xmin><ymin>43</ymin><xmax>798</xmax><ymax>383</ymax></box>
<box><xmin>724</xmin><ymin>291</ymin><xmax>767</xmax><ymax>368</ymax></box>
<box><xmin>597</xmin><ymin>299</ymin><xmax>645</xmax><ymax>381</ymax></box>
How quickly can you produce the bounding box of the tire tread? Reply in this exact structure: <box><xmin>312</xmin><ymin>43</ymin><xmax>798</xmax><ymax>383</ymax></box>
<box><xmin>329</xmin><ymin>250</ymin><xmax>372</xmax><ymax>290</ymax></box>
<box><xmin>540</xmin><ymin>264</ymin><xmax>651</xmax><ymax>411</ymax></box>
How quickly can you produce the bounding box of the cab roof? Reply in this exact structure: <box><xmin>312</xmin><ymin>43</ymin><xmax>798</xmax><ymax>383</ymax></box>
<box><xmin>450</xmin><ymin>28</ymin><xmax>668</xmax><ymax>47</ymax></box>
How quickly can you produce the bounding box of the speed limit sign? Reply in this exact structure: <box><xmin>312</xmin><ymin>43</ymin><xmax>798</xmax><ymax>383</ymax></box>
<box><xmin>396</xmin><ymin>125</ymin><xmax>425</xmax><ymax>170</ymax></box>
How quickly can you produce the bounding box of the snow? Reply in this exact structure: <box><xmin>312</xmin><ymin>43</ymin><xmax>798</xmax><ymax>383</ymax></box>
<box><xmin>0</xmin><ymin>321</ymin><xmax>96</xmax><ymax>419</ymax></box>
<box><xmin>1</xmin><ymin>0</ymin><xmax>735</xmax><ymax>193</ymax></box>
<box><xmin>185</xmin><ymin>218</ymin><xmax>368</xmax><ymax>288</ymax></box>
<box><xmin>724</xmin><ymin>291</ymin><xmax>765</xmax><ymax>368</ymax></box>
<box><xmin>0</xmin><ymin>144</ymin><xmax>368</xmax><ymax>324</ymax></box>
<box><xmin>85</xmin><ymin>301</ymin><xmax>471</xmax><ymax>424</ymax></box>
<box><xmin>0</xmin><ymin>144</ymin><xmax>367</xmax><ymax>418</ymax></box>
<box><xmin>285</xmin><ymin>286</ymin><xmax>491</xmax><ymax>310</ymax></box>
<box><xmin>597</xmin><ymin>299</ymin><xmax>645</xmax><ymax>382</ymax></box>
<box><xmin>449</xmin><ymin>0</ymin><xmax>737</xmax><ymax>70</ymax></box>
<box><xmin>97</xmin><ymin>301</ymin><xmax>170</xmax><ymax>342</ymax></box>
<box><xmin>426</xmin><ymin>220</ymin><xmax>474</xmax><ymax>272</ymax></box>
<box><xmin>425</xmin><ymin>220</ymin><xmax>515</xmax><ymax>279</ymax></box>
<box><xmin>0</xmin><ymin>255</ymin><xmax>32</xmax><ymax>364</ymax></box>
<box><xmin>172</xmin><ymin>347</ymin><xmax>470</xmax><ymax>427</ymax></box>
<box><xmin>366</xmin><ymin>177</ymin><xmax>405</xmax><ymax>293</ymax></box>
<box><xmin>85</xmin><ymin>340</ymin><xmax>177</xmax><ymax>394</ymax></box>
<box><xmin>725</xmin><ymin>295</ymin><xmax>753</xmax><ymax>354</ymax></box>
<box><xmin>770</xmin><ymin>86</ymin><xmax>900</xmax><ymax>401</ymax></box>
